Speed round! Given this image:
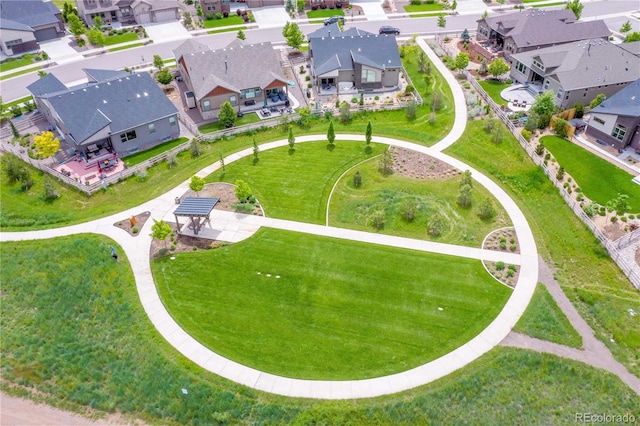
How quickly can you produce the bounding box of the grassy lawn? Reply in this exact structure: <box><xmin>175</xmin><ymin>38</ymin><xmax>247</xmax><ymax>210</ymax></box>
<box><xmin>446</xmin><ymin>120</ymin><xmax>640</xmax><ymax>377</ymax></box>
<box><xmin>207</xmin><ymin>141</ymin><xmax>383</xmax><ymax>223</ymax></box>
<box><xmin>3</xmin><ymin>236</ymin><xmax>639</xmax><ymax>424</ymax></box>
<box><xmin>329</xmin><ymin>156</ymin><xmax>511</xmax><ymax>246</ymax></box>
<box><xmin>109</xmin><ymin>43</ymin><xmax>144</xmax><ymax>52</ymax></box>
<box><xmin>154</xmin><ymin>228</ymin><xmax>511</xmax><ymax>380</ymax></box>
<box><xmin>203</xmin><ymin>16</ymin><xmax>245</xmax><ymax>29</ymax></box>
<box><xmin>198</xmin><ymin>112</ymin><xmax>262</xmax><ymax>133</ymax></box>
<box><xmin>1</xmin><ymin>66</ymin><xmax>41</xmax><ymax>81</ymax></box>
<box><xmin>0</xmin><ymin>57</ymin><xmax>34</xmax><ymax>72</ymax></box>
<box><xmin>404</xmin><ymin>3</ymin><xmax>444</xmax><ymax>12</ymax></box>
<box><xmin>0</xmin><ymin>43</ymin><xmax>451</xmax><ymax>231</ymax></box>
<box><xmin>306</xmin><ymin>9</ymin><xmax>345</xmax><ymax>19</ymax></box>
<box><xmin>515</xmin><ymin>283</ymin><xmax>583</xmax><ymax>348</ymax></box>
<box><xmin>532</xmin><ymin>2</ymin><xmax>565</xmax><ymax>6</ymax></box>
<box><xmin>207</xmin><ymin>26</ymin><xmax>247</xmax><ymax>34</ymax></box>
<box><xmin>542</xmin><ymin>135</ymin><xmax>640</xmax><ymax>213</ymax></box>
<box><xmin>479</xmin><ymin>79</ymin><xmax>509</xmax><ymax>106</ymax></box>
<box><xmin>1</xmin><ymin>96</ymin><xmax>32</xmax><ymax>113</ymax></box>
<box><xmin>122</xmin><ymin>137</ymin><xmax>189</xmax><ymax>166</ymax></box>
<box><xmin>103</xmin><ymin>32</ymin><xmax>139</xmax><ymax>46</ymax></box>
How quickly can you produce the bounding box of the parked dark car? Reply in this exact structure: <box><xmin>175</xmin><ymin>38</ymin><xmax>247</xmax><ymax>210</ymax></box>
<box><xmin>379</xmin><ymin>26</ymin><xmax>400</xmax><ymax>35</ymax></box>
<box><xmin>324</xmin><ymin>16</ymin><xmax>345</xmax><ymax>26</ymax></box>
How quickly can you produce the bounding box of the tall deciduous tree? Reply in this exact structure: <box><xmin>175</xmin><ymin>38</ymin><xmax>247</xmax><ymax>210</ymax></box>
<box><xmin>151</xmin><ymin>219</ymin><xmax>172</xmax><ymax>248</ymax></box>
<box><xmin>87</xmin><ymin>28</ymin><xmax>106</xmax><ymax>47</ymax></box>
<box><xmin>189</xmin><ymin>175</ymin><xmax>205</xmax><ymax>196</ymax></box>
<box><xmin>68</xmin><ymin>14</ymin><xmax>85</xmax><ymax>37</ymax></box>
<box><xmin>153</xmin><ymin>54</ymin><xmax>164</xmax><ymax>71</ymax></box>
<box><xmin>589</xmin><ymin>93</ymin><xmax>606</xmax><ymax>110</ymax></box>
<box><xmin>93</xmin><ymin>16</ymin><xmax>103</xmax><ymax>29</ymax></box>
<box><xmin>488</xmin><ymin>58</ymin><xmax>509</xmax><ymax>80</ymax></box>
<box><xmin>283</xmin><ymin>22</ymin><xmax>304</xmax><ymax>50</ymax></box>
<box><xmin>235</xmin><ymin>179</ymin><xmax>252</xmax><ymax>202</ymax></box>
<box><xmin>156</xmin><ymin>69</ymin><xmax>173</xmax><ymax>85</ymax></box>
<box><xmin>237</xmin><ymin>29</ymin><xmax>246</xmax><ymax>40</ymax></box>
<box><xmin>34</xmin><ymin>131</ymin><xmax>60</xmax><ymax>158</ymax></box>
<box><xmin>327</xmin><ymin>121</ymin><xmax>335</xmax><ymax>145</ymax></box>
<box><xmin>454</xmin><ymin>52</ymin><xmax>469</xmax><ymax>72</ymax></box>
<box><xmin>218</xmin><ymin>101</ymin><xmax>236</xmax><ymax>128</ymax></box>
<box><xmin>531</xmin><ymin>91</ymin><xmax>556</xmax><ymax>117</ymax></box>
<box><xmin>565</xmin><ymin>0</ymin><xmax>583</xmax><ymax>19</ymax></box>
<box><xmin>625</xmin><ymin>32</ymin><xmax>640</xmax><ymax>42</ymax></box>
<box><xmin>437</xmin><ymin>15</ymin><xmax>446</xmax><ymax>28</ymax></box>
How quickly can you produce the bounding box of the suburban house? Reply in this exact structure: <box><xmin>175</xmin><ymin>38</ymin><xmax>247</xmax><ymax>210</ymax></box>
<box><xmin>27</xmin><ymin>69</ymin><xmax>180</xmax><ymax>158</ymax></box>
<box><xmin>585</xmin><ymin>79</ymin><xmax>640</xmax><ymax>151</ymax></box>
<box><xmin>476</xmin><ymin>9</ymin><xmax>610</xmax><ymax>61</ymax></box>
<box><xmin>200</xmin><ymin>0</ymin><xmax>231</xmax><ymax>16</ymax></box>
<box><xmin>173</xmin><ymin>39</ymin><xmax>289</xmax><ymax>120</ymax></box>
<box><xmin>509</xmin><ymin>39</ymin><xmax>640</xmax><ymax>109</ymax></box>
<box><xmin>75</xmin><ymin>0</ymin><xmax>179</xmax><ymax>26</ymax></box>
<box><xmin>308</xmin><ymin>24</ymin><xmax>401</xmax><ymax>94</ymax></box>
<box><xmin>0</xmin><ymin>0</ymin><xmax>64</xmax><ymax>56</ymax></box>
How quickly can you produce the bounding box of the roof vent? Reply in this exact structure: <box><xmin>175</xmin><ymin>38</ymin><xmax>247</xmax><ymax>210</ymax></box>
<box><xmin>103</xmin><ymin>99</ymin><xmax>107</xmax><ymax>104</ymax></box>
<box><xmin>107</xmin><ymin>82</ymin><xmax>111</xmax><ymax>85</ymax></box>
<box><xmin>83</xmin><ymin>88</ymin><xmax>87</xmax><ymax>92</ymax></box>
<box><xmin>144</xmin><ymin>92</ymin><xmax>148</xmax><ymax>96</ymax></box>
<box><xmin>95</xmin><ymin>85</ymin><xmax>99</xmax><ymax>89</ymax></box>
<box><xmin>136</xmin><ymin>93</ymin><xmax>141</xmax><ymax>98</ymax></box>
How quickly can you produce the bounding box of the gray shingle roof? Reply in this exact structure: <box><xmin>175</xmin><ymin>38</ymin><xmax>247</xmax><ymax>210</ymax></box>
<box><xmin>512</xmin><ymin>39</ymin><xmax>640</xmax><ymax>91</ymax></box>
<box><xmin>590</xmin><ymin>79</ymin><xmax>640</xmax><ymax>117</ymax></box>
<box><xmin>312</xmin><ymin>34</ymin><xmax>401</xmax><ymax>76</ymax></box>
<box><xmin>0</xmin><ymin>0</ymin><xmax>60</xmax><ymax>29</ymax></box>
<box><xmin>26</xmin><ymin>73</ymin><xmax>68</xmax><ymax>97</ymax></box>
<box><xmin>84</xmin><ymin>69</ymin><xmax>131</xmax><ymax>82</ymax></box>
<box><xmin>0</xmin><ymin>18</ymin><xmax>32</xmax><ymax>32</ymax></box>
<box><xmin>174</xmin><ymin>40</ymin><xmax>287</xmax><ymax>101</ymax></box>
<box><xmin>618</xmin><ymin>41</ymin><xmax>640</xmax><ymax>57</ymax></box>
<box><xmin>482</xmin><ymin>9</ymin><xmax>610</xmax><ymax>48</ymax></box>
<box><xmin>307</xmin><ymin>23</ymin><xmax>373</xmax><ymax>40</ymax></box>
<box><xmin>28</xmin><ymin>70</ymin><xmax>178</xmax><ymax>144</ymax></box>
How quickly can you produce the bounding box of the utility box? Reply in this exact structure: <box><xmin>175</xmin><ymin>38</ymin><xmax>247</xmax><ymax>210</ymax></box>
<box><xmin>184</xmin><ymin>91</ymin><xmax>196</xmax><ymax>109</ymax></box>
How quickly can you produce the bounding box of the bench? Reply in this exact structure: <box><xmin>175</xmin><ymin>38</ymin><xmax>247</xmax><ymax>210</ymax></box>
<box><xmin>244</xmin><ymin>99</ymin><xmax>256</xmax><ymax>106</ymax></box>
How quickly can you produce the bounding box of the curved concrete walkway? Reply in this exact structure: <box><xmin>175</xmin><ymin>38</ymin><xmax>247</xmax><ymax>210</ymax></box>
<box><xmin>0</xmin><ymin>134</ymin><xmax>539</xmax><ymax>399</ymax></box>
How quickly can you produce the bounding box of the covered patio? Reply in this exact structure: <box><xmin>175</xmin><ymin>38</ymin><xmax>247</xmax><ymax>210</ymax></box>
<box><xmin>173</xmin><ymin>197</ymin><xmax>220</xmax><ymax>235</ymax></box>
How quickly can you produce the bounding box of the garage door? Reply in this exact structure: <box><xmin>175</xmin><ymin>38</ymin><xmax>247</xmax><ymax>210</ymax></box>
<box><xmin>136</xmin><ymin>12</ymin><xmax>151</xmax><ymax>24</ymax></box>
<box><xmin>34</xmin><ymin>27</ymin><xmax>58</xmax><ymax>42</ymax></box>
<box><xmin>153</xmin><ymin>9</ymin><xmax>177</xmax><ymax>22</ymax></box>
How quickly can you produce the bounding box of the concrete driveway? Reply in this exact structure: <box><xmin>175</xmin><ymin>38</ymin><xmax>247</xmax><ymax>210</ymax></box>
<box><xmin>252</xmin><ymin>6</ymin><xmax>291</xmax><ymax>29</ymax></box>
<box><xmin>39</xmin><ymin>36</ymin><xmax>83</xmax><ymax>65</ymax></box>
<box><xmin>144</xmin><ymin>21</ymin><xmax>190</xmax><ymax>43</ymax></box>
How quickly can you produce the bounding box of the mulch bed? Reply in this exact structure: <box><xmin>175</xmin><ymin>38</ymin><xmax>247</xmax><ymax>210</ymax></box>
<box><xmin>113</xmin><ymin>211</ymin><xmax>150</xmax><ymax>236</ymax></box>
<box><xmin>482</xmin><ymin>227</ymin><xmax>521</xmax><ymax>287</ymax></box>
<box><xmin>391</xmin><ymin>147</ymin><xmax>461</xmax><ymax>180</ymax></box>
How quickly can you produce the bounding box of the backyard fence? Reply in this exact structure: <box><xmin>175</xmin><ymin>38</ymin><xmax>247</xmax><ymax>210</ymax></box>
<box><xmin>454</xmin><ymin>59</ymin><xmax>640</xmax><ymax>289</ymax></box>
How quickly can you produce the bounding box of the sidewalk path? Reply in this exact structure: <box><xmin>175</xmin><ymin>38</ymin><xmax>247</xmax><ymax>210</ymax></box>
<box><xmin>501</xmin><ymin>257</ymin><xmax>640</xmax><ymax>395</ymax></box>
<box><xmin>0</xmin><ymin>40</ymin><xmax>539</xmax><ymax>399</ymax></box>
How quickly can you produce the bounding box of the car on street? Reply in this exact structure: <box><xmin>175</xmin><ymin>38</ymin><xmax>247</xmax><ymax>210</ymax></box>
<box><xmin>379</xmin><ymin>26</ymin><xmax>400</xmax><ymax>35</ymax></box>
<box><xmin>324</xmin><ymin>16</ymin><xmax>345</xmax><ymax>26</ymax></box>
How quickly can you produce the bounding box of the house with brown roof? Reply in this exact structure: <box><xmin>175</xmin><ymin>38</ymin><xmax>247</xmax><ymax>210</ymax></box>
<box><xmin>476</xmin><ymin>9</ymin><xmax>610</xmax><ymax>61</ymax></box>
<box><xmin>173</xmin><ymin>39</ymin><xmax>289</xmax><ymax>120</ymax></box>
<box><xmin>509</xmin><ymin>39</ymin><xmax>640</xmax><ymax>109</ymax></box>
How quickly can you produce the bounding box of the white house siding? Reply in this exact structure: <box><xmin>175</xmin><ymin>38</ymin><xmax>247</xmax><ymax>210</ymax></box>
<box><xmin>588</xmin><ymin>112</ymin><xmax>616</xmax><ymax>136</ymax></box>
<box><xmin>110</xmin><ymin>114</ymin><xmax>180</xmax><ymax>156</ymax></box>
<box><xmin>0</xmin><ymin>28</ymin><xmax>36</xmax><ymax>56</ymax></box>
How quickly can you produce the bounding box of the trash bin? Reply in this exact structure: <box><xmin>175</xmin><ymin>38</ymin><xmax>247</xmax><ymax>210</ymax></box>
<box><xmin>175</xmin><ymin>197</ymin><xmax>180</xmax><ymax>204</ymax></box>
<box><xmin>306</xmin><ymin>89</ymin><xmax>311</xmax><ymax>99</ymax></box>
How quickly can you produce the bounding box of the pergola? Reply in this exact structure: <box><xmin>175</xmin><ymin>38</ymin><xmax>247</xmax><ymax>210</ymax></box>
<box><xmin>173</xmin><ymin>197</ymin><xmax>220</xmax><ymax>235</ymax></box>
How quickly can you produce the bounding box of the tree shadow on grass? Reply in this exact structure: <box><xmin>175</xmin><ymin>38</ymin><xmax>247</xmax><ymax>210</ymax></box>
<box><xmin>288</xmin><ymin>148</ymin><xmax>296</xmax><ymax>155</ymax></box>
<box><xmin>326</xmin><ymin>143</ymin><xmax>335</xmax><ymax>152</ymax></box>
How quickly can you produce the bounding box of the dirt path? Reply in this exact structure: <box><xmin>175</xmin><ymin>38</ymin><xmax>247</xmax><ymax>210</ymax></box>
<box><xmin>0</xmin><ymin>393</ymin><xmax>114</xmax><ymax>425</ymax></box>
<box><xmin>500</xmin><ymin>256</ymin><xmax>640</xmax><ymax>394</ymax></box>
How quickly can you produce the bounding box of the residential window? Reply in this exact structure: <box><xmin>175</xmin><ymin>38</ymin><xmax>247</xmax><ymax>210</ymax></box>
<box><xmin>593</xmin><ymin>117</ymin><xmax>605</xmax><ymax>125</ymax></box>
<box><xmin>148</xmin><ymin>123</ymin><xmax>156</xmax><ymax>133</ymax></box>
<box><xmin>556</xmin><ymin>89</ymin><xmax>563</xmax><ymax>99</ymax></box>
<box><xmin>361</xmin><ymin>69</ymin><xmax>377</xmax><ymax>83</ymax></box>
<box><xmin>229</xmin><ymin>95</ymin><xmax>237</xmax><ymax>106</ymax></box>
<box><xmin>240</xmin><ymin>87</ymin><xmax>261</xmax><ymax>99</ymax></box>
<box><xmin>169</xmin><ymin>116</ymin><xmax>177</xmax><ymax>126</ymax></box>
<box><xmin>532</xmin><ymin>59</ymin><xmax>545</xmax><ymax>71</ymax></box>
<box><xmin>203</xmin><ymin>100</ymin><xmax>211</xmax><ymax>111</ymax></box>
<box><xmin>612</xmin><ymin>124</ymin><xmax>626</xmax><ymax>141</ymax></box>
<box><xmin>543</xmin><ymin>80</ymin><xmax>550</xmax><ymax>90</ymax></box>
<box><xmin>5</xmin><ymin>39</ymin><xmax>23</xmax><ymax>46</ymax></box>
<box><xmin>516</xmin><ymin>61</ymin><xmax>525</xmax><ymax>73</ymax></box>
<box><xmin>120</xmin><ymin>130</ymin><xmax>137</xmax><ymax>143</ymax></box>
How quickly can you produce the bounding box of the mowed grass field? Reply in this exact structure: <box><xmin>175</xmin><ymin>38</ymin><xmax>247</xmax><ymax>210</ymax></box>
<box><xmin>329</xmin><ymin>157</ymin><xmax>511</xmax><ymax>246</ymax></box>
<box><xmin>153</xmin><ymin>228</ymin><xmax>511</xmax><ymax>380</ymax></box>
<box><xmin>207</xmin><ymin>141</ymin><xmax>384</xmax><ymax>224</ymax></box>
<box><xmin>4</xmin><ymin>235</ymin><xmax>638</xmax><ymax>426</ymax></box>
<box><xmin>541</xmin><ymin>135</ymin><xmax>640</xmax><ymax>212</ymax></box>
